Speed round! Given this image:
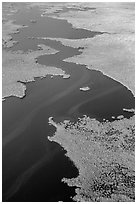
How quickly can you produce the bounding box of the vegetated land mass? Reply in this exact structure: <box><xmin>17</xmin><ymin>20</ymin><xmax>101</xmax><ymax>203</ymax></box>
<box><xmin>2</xmin><ymin>46</ymin><xmax>68</xmax><ymax>100</ymax></box>
<box><xmin>49</xmin><ymin>115</ymin><xmax>135</xmax><ymax>202</ymax></box>
<box><xmin>38</xmin><ymin>2</ymin><xmax>134</xmax><ymax>95</ymax></box>
<box><xmin>2</xmin><ymin>4</ymin><xmax>69</xmax><ymax>100</ymax></box>
<box><xmin>40</xmin><ymin>2</ymin><xmax>135</xmax><ymax>202</ymax></box>
<box><xmin>2</xmin><ymin>2</ymin><xmax>135</xmax><ymax>202</ymax></box>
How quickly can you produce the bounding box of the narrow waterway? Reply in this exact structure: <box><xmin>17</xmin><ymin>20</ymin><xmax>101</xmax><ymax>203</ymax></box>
<box><xmin>3</xmin><ymin>4</ymin><xmax>135</xmax><ymax>201</ymax></box>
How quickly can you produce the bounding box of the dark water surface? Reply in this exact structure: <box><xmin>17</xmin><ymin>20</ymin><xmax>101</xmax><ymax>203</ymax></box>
<box><xmin>3</xmin><ymin>4</ymin><xmax>135</xmax><ymax>202</ymax></box>
<box><xmin>9</xmin><ymin>5</ymin><xmax>103</xmax><ymax>52</ymax></box>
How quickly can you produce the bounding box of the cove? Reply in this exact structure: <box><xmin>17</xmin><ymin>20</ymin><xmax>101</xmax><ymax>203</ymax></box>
<box><xmin>8</xmin><ymin>5</ymin><xmax>103</xmax><ymax>53</ymax></box>
<box><xmin>3</xmin><ymin>4</ymin><xmax>135</xmax><ymax>202</ymax></box>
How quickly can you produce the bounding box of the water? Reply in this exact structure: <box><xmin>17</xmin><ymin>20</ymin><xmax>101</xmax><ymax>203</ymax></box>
<box><xmin>8</xmin><ymin>5</ymin><xmax>103</xmax><ymax>52</ymax></box>
<box><xmin>3</xmin><ymin>4</ymin><xmax>135</xmax><ymax>202</ymax></box>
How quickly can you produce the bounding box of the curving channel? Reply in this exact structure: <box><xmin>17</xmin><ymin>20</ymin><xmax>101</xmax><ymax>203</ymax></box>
<box><xmin>2</xmin><ymin>5</ymin><xmax>135</xmax><ymax>201</ymax></box>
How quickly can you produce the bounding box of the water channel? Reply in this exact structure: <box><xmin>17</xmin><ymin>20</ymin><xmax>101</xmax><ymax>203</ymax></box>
<box><xmin>2</xmin><ymin>4</ymin><xmax>135</xmax><ymax>201</ymax></box>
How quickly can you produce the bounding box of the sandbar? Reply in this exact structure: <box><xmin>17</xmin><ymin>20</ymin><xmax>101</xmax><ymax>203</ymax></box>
<box><xmin>80</xmin><ymin>86</ymin><xmax>90</xmax><ymax>91</ymax></box>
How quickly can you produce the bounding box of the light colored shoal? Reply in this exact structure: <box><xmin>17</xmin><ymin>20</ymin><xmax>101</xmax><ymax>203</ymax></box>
<box><xmin>80</xmin><ymin>86</ymin><xmax>90</xmax><ymax>91</ymax></box>
<box><xmin>123</xmin><ymin>108</ymin><xmax>135</xmax><ymax>113</ymax></box>
<box><xmin>48</xmin><ymin>115</ymin><xmax>135</xmax><ymax>202</ymax></box>
<box><xmin>62</xmin><ymin>74</ymin><xmax>70</xmax><ymax>79</ymax></box>
<box><xmin>2</xmin><ymin>45</ymin><xmax>69</xmax><ymax>99</ymax></box>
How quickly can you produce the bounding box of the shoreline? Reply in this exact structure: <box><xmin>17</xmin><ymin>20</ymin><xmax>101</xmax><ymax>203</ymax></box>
<box><xmin>48</xmin><ymin>115</ymin><xmax>135</xmax><ymax>202</ymax></box>
<box><xmin>2</xmin><ymin>2</ymin><xmax>135</xmax><ymax>202</ymax></box>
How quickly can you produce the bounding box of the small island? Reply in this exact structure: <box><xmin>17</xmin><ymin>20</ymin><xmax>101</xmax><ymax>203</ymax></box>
<box><xmin>79</xmin><ymin>86</ymin><xmax>90</xmax><ymax>91</ymax></box>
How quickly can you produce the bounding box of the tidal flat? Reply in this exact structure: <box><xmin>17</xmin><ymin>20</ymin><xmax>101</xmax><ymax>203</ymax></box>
<box><xmin>2</xmin><ymin>2</ymin><xmax>135</xmax><ymax>202</ymax></box>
